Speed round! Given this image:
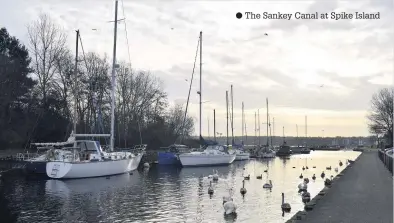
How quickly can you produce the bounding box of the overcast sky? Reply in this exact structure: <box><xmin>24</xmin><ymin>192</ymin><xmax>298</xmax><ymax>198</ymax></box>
<box><xmin>1</xmin><ymin>0</ymin><xmax>393</xmax><ymax>137</ymax></box>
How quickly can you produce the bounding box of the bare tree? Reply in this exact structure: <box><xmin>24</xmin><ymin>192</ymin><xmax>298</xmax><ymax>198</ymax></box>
<box><xmin>27</xmin><ymin>13</ymin><xmax>67</xmax><ymax>107</ymax></box>
<box><xmin>367</xmin><ymin>88</ymin><xmax>393</xmax><ymax>145</ymax></box>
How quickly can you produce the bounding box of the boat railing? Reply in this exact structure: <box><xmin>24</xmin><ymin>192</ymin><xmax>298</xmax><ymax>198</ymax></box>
<box><xmin>15</xmin><ymin>152</ymin><xmax>41</xmax><ymax>161</ymax></box>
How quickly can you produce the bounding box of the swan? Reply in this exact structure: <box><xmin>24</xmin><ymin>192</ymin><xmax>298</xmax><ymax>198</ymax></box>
<box><xmin>334</xmin><ymin>167</ymin><xmax>338</xmax><ymax>172</ymax></box>
<box><xmin>299</xmin><ymin>173</ymin><xmax>303</xmax><ymax>179</ymax></box>
<box><xmin>263</xmin><ymin>180</ymin><xmax>273</xmax><ymax>189</ymax></box>
<box><xmin>256</xmin><ymin>174</ymin><xmax>262</xmax><ymax>179</ymax></box>
<box><xmin>312</xmin><ymin>174</ymin><xmax>316</xmax><ymax>180</ymax></box>
<box><xmin>244</xmin><ymin>174</ymin><xmax>250</xmax><ymax>180</ymax></box>
<box><xmin>281</xmin><ymin>193</ymin><xmax>291</xmax><ymax>212</ymax></box>
<box><xmin>324</xmin><ymin>178</ymin><xmax>332</xmax><ymax>186</ymax></box>
<box><xmin>240</xmin><ymin>180</ymin><xmax>247</xmax><ymax>195</ymax></box>
<box><xmin>223</xmin><ymin>197</ymin><xmax>237</xmax><ymax>215</ymax></box>
<box><xmin>298</xmin><ymin>182</ymin><xmax>307</xmax><ymax>191</ymax></box>
<box><xmin>326</xmin><ymin>166</ymin><xmax>331</xmax><ymax>170</ymax></box>
<box><xmin>301</xmin><ymin>191</ymin><xmax>311</xmax><ymax>203</ymax></box>
<box><xmin>321</xmin><ymin>171</ymin><xmax>325</xmax><ymax>178</ymax></box>
<box><xmin>302</xmin><ymin>166</ymin><xmax>305</xmax><ymax>171</ymax></box>
<box><xmin>143</xmin><ymin>162</ymin><xmax>150</xmax><ymax>168</ymax></box>
<box><xmin>339</xmin><ymin>160</ymin><xmax>343</xmax><ymax>166</ymax></box>
<box><xmin>303</xmin><ymin>178</ymin><xmax>310</xmax><ymax>184</ymax></box>
<box><xmin>212</xmin><ymin>170</ymin><xmax>219</xmax><ymax>181</ymax></box>
<box><xmin>208</xmin><ymin>181</ymin><xmax>214</xmax><ymax>195</ymax></box>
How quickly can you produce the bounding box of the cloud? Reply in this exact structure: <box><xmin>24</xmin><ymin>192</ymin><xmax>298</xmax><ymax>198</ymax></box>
<box><xmin>2</xmin><ymin>0</ymin><xmax>392</xmax><ymax>137</ymax></box>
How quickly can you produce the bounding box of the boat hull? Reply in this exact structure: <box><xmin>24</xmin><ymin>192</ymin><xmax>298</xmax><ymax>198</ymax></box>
<box><xmin>235</xmin><ymin>153</ymin><xmax>250</xmax><ymax>161</ymax></box>
<box><xmin>25</xmin><ymin>161</ymin><xmax>47</xmax><ymax>175</ymax></box>
<box><xmin>158</xmin><ymin>152</ymin><xmax>181</xmax><ymax>165</ymax></box>
<box><xmin>46</xmin><ymin>154</ymin><xmax>143</xmax><ymax>179</ymax></box>
<box><xmin>179</xmin><ymin>154</ymin><xmax>236</xmax><ymax>167</ymax></box>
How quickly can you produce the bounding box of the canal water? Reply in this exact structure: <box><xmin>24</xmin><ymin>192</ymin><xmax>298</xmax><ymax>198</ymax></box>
<box><xmin>0</xmin><ymin>151</ymin><xmax>360</xmax><ymax>223</ymax></box>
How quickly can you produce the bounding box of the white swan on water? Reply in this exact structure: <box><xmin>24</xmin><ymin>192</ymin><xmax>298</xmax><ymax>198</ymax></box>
<box><xmin>298</xmin><ymin>182</ymin><xmax>307</xmax><ymax>191</ymax></box>
<box><xmin>212</xmin><ymin>170</ymin><xmax>219</xmax><ymax>181</ymax></box>
<box><xmin>263</xmin><ymin>180</ymin><xmax>273</xmax><ymax>189</ymax></box>
<box><xmin>281</xmin><ymin>193</ymin><xmax>291</xmax><ymax>212</ymax></box>
<box><xmin>223</xmin><ymin>196</ymin><xmax>237</xmax><ymax>215</ymax></box>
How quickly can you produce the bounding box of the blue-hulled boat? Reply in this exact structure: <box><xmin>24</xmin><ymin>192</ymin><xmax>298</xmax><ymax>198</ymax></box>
<box><xmin>158</xmin><ymin>144</ymin><xmax>190</xmax><ymax>165</ymax></box>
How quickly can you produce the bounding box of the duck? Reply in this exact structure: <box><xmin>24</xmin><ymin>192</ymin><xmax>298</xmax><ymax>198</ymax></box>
<box><xmin>301</xmin><ymin>191</ymin><xmax>311</xmax><ymax>203</ymax></box>
<box><xmin>223</xmin><ymin>196</ymin><xmax>237</xmax><ymax>215</ymax></box>
<box><xmin>339</xmin><ymin>160</ymin><xmax>343</xmax><ymax>166</ymax></box>
<box><xmin>244</xmin><ymin>174</ymin><xmax>250</xmax><ymax>180</ymax></box>
<box><xmin>303</xmin><ymin>178</ymin><xmax>310</xmax><ymax>184</ymax></box>
<box><xmin>324</xmin><ymin>178</ymin><xmax>332</xmax><ymax>186</ymax></box>
<box><xmin>298</xmin><ymin>182</ymin><xmax>307</xmax><ymax>192</ymax></box>
<box><xmin>240</xmin><ymin>180</ymin><xmax>247</xmax><ymax>195</ymax></box>
<box><xmin>302</xmin><ymin>166</ymin><xmax>305</xmax><ymax>171</ymax></box>
<box><xmin>334</xmin><ymin>167</ymin><xmax>338</xmax><ymax>172</ymax></box>
<box><xmin>306</xmin><ymin>166</ymin><xmax>309</xmax><ymax>169</ymax></box>
<box><xmin>312</xmin><ymin>166</ymin><xmax>316</xmax><ymax>168</ymax></box>
<box><xmin>299</xmin><ymin>173</ymin><xmax>303</xmax><ymax>179</ymax></box>
<box><xmin>326</xmin><ymin>166</ymin><xmax>332</xmax><ymax>170</ymax></box>
<box><xmin>256</xmin><ymin>174</ymin><xmax>262</xmax><ymax>179</ymax></box>
<box><xmin>264</xmin><ymin>169</ymin><xmax>268</xmax><ymax>173</ymax></box>
<box><xmin>312</xmin><ymin>174</ymin><xmax>316</xmax><ymax>180</ymax></box>
<box><xmin>281</xmin><ymin>193</ymin><xmax>291</xmax><ymax>212</ymax></box>
<box><xmin>208</xmin><ymin>181</ymin><xmax>214</xmax><ymax>195</ymax></box>
<box><xmin>263</xmin><ymin>180</ymin><xmax>273</xmax><ymax>189</ymax></box>
<box><xmin>321</xmin><ymin>171</ymin><xmax>325</xmax><ymax>178</ymax></box>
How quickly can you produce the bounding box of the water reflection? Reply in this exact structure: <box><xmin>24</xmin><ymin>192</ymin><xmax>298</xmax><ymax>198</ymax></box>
<box><xmin>0</xmin><ymin>151</ymin><xmax>361</xmax><ymax>223</ymax></box>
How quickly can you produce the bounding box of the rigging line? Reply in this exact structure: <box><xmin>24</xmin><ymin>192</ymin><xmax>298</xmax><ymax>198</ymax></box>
<box><xmin>77</xmin><ymin>32</ymin><xmax>90</xmax><ymax>75</ymax></box>
<box><xmin>180</xmin><ymin>35</ymin><xmax>200</xmax><ymax>143</ymax></box>
<box><xmin>121</xmin><ymin>0</ymin><xmax>142</xmax><ymax>146</ymax></box>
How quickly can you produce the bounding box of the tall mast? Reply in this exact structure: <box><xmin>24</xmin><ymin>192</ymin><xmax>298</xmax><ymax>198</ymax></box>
<box><xmin>213</xmin><ymin>109</ymin><xmax>216</xmax><ymax>141</ymax></box>
<box><xmin>305</xmin><ymin>115</ymin><xmax>308</xmax><ymax>148</ymax></box>
<box><xmin>254</xmin><ymin>112</ymin><xmax>256</xmax><ymax>145</ymax></box>
<box><xmin>266</xmin><ymin>98</ymin><xmax>269</xmax><ymax>146</ymax></box>
<box><xmin>296</xmin><ymin>124</ymin><xmax>299</xmax><ymax>147</ymax></box>
<box><xmin>73</xmin><ymin>30</ymin><xmax>79</xmax><ymax>136</ymax></box>
<box><xmin>226</xmin><ymin>91</ymin><xmax>229</xmax><ymax>146</ymax></box>
<box><xmin>207</xmin><ymin>116</ymin><xmax>210</xmax><ymax>138</ymax></box>
<box><xmin>231</xmin><ymin>85</ymin><xmax>234</xmax><ymax>145</ymax></box>
<box><xmin>110</xmin><ymin>0</ymin><xmax>119</xmax><ymax>151</ymax></box>
<box><xmin>273</xmin><ymin>117</ymin><xmax>275</xmax><ymax>146</ymax></box>
<box><xmin>242</xmin><ymin>102</ymin><xmax>244</xmax><ymax>143</ymax></box>
<box><xmin>199</xmin><ymin>31</ymin><xmax>202</xmax><ymax>139</ymax></box>
<box><xmin>258</xmin><ymin>109</ymin><xmax>261</xmax><ymax>146</ymax></box>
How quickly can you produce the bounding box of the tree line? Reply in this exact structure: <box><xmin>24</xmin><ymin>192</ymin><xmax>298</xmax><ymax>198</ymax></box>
<box><xmin>0</xmin><ymin>14</ymin><xmax>195</xmax><ymax>150</ymax></box>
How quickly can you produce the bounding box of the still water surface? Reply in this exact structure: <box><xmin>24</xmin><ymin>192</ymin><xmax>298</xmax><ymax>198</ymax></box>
<box><xmin>0</xmin><ymin>151</ymin><xmax>360</xmax><ymax>223</ymax></box>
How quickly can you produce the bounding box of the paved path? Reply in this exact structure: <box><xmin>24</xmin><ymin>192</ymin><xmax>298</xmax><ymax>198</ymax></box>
<box><xmin>301</xmin><ymin>150</ymin><xmax>393</xmax><ymax>223</ymax></box>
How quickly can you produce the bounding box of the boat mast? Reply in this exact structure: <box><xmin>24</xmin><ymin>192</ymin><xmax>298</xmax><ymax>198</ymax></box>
<box><xmin>213</xmin><ymin>109</ymin><xmax>216</xmax><ymax>141</ymax></box>
<box><xmin>254</xmin><ymin>112</ymin><xmax>256</xmax><ymax>146</ymax></box>
<box><xmin>273</xmin><ymin>117</ymin><xmax>275</xmax><ymax>146</ymax></box>
<box><xmin>73</xmin><ymin>30</ymin><xmax>79</xmax><ymax>137</ymax></box>
<box><xmin>226</xmin><ymin>91</ymin><xmax>229</xmax><ymax>146</ymax></box>
<box><xmin>231</xmin><ymin>85</ymin><xmax>234</xmax><ymax>145</ymax></box>
<box><xmin>242</xmin><ymin>102</ymin><xmax>244</xmax><ymax>143</ymax></box>
<box><xmin>199</xmin><ymin>31</ymin><xmax>202</xmax><ymax>141</ymax></box>
<box><xmin>258</xmin><ymin>109</ymin><xmax>261</xmax><ymax>146</ymax></box>
<box><xmin>296</xmin><ymin>124</ymin><xmax>299</xmax><ymax>147</ymax></box>
<box><xmin>110</xmin><ymin>0</ymin><xmax>119</xmax><ymax>152</ymax></box>
<box><xmin>266</xmin><ymin>98</ymin><xmax>269</xmax><ymax>147</ymax></box>
<box><xmin>305</xmin><ymin>115</ymin><xmax>308</xmax><ymax>148</ymax></box>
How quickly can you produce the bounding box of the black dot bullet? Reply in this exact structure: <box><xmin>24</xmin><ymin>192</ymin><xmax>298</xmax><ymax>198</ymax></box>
<box><xmin>236</xmin><ymin>12</ymin><xmax>242</xmax><ymax>19</ymax></box>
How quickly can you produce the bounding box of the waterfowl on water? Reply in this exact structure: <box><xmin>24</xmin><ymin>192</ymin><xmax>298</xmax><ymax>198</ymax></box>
<box><xmin>324</xmin><ymin>178</ymin><xmax>332</xmax><ymax>186</ymax></box>
<box><xmin>281</xmin><ymin>193</ymin><xmax>291</xmax><ymax>212</ymax></box>
<box><xmin>326</xmin><ymin>166</ymin><xmax>332</xmax><ymax>170</ymax></box>
<box><xmin>264</xmin><ymin>169</ymin><xmax>268</xmax><ymax>173</ymax></box>
<box><xmin>240</xmin><ymin>180</ymin><xmax>247</xmax><ymax>195</ymax></box>
<box><xmin>298</xmin><ymin>182</ymin><xmax>307</xmax><ymax>191</ymax></box>
<box><xmin>334</xmin><ymin>167</ymin><xmax>338</xmax><ymax>172</ymax></box>
<box><xmin>299</xmin><ymin>173</ymin><xmax>303</xmax><ymax>179</ymax></box>
<box><xmin>263</xmin><ymin>180</ymin><xmax>273</xmax><ymax>189</ymax></box>
<box><xmin>301</xmin><ymin>191</ymin><xmax>311</xmax><ymax>203</ymax></box>
<box><xmin>244</xmin><ymin>174</ymin><xmax>250</xmax><ymax>180</ymax></box>
<box><xmin>312</xmin><ymin>174</ymin><xmax>316</xmax><ymax>180</ymax></box>
<box><xmin>303</xmin><ymin>178</ymin><xmax>310</xmax><ymax>184</ymax></box>
<box><xmin>212</xmin><ymin>170</ymin><xmax>219</xmax><ymax>181</ymax></box>
<box><xmin>302</xmin><ymin>166</ymin><xmax>305</xmax><ymax>171</ymax></box>
<box><xmin>223</xmin><ymin>197</ymin><xmax>237</xmax><ymax>215</ymax></box>
<box><xmin>312</xmin><ymin>166</ymin><xmax>316</xmax><ymax>168</ymax></box>
<box><xmin>339</xmin><ymin>160</ymin><xmax>343</xmax><ymax>166</ymax></box>
<box><xmin>208</xmin><ymin>181</ymin><xmax>214</xmax><ymax>195</ymax></box>
<box><xmin>143</xmin><ymin>162</ymin><xmax>150</xmax><ymax>168</ymax></box>
<box><xmin>321</xmin><ymin>171</ymin><xmax>325</xmax><ymax>178</ymax></box>
<box><xmin>256</xmin><ymin>174</ymin><xmax>262</xmax><ymax>179</ymax></box>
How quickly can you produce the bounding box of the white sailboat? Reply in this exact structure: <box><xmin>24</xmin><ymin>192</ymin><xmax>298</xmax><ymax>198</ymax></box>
<box><xmin>178</xmin><ymin>32</ymin><xmax>236</xmax><ymax>167</ymax></box>
<box><xmin>46</xmin><ymin>0</ymin><xmax>144</xmax><ymax>179</ymax></box>
<box><xmin>260</xmin><ymin>98</ymin><xmax>276</xmax><ymax>158</ymax></box>
<box><xmin>234</xmin><ymin>100</ymin><xmax>250</xmax><ymax>161</ymax></box>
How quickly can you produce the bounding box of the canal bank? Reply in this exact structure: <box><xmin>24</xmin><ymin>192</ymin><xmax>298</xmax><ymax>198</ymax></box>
<box><xmin>287</xmin><ymin>150</ymin><xmax>393</xmax><ymax>223</ymax></box>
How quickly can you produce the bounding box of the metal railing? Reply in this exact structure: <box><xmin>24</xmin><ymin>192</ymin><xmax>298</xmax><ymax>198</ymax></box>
<box><xmin>378</xmin><ymin>150</ymin><xmax>393</xmax><ymax>175</ymax></box>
